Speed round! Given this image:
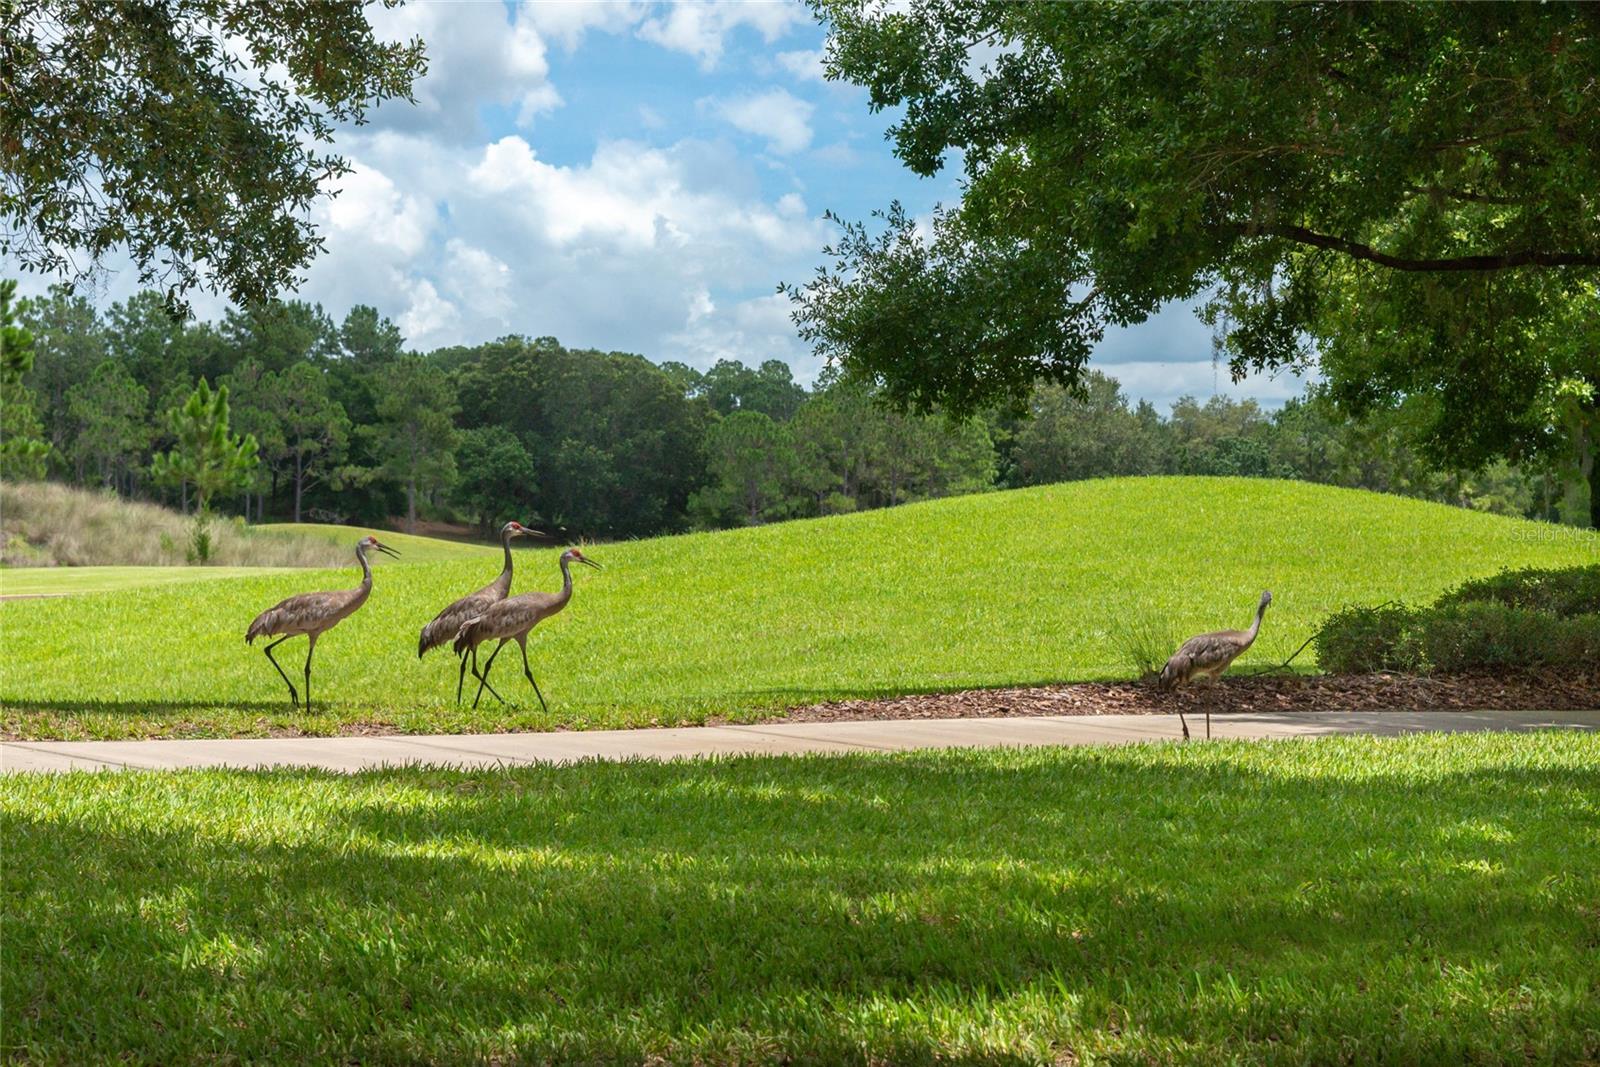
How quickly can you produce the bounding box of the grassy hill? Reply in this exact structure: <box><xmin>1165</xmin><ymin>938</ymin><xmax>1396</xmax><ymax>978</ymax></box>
<box><xmin>0</xmin><ymin>480</ymin><xmax>357</xmax><ymax>569</ymax></box>
<box><xmin>260</xmin><ymin>523</ymin><xmax>501</xmax><ymax>563</ymax></box>
<box><xmin>3</xmin><ymin>477</ymin><xmax>1595</xmax><ymax>740</ymax></box>
<box><xmin>0</xmin><ymin>481</ymin><xmax>496</xmax><ymax>596</ymax></box>
<box><xmin>0</xmin><ymin>483</ymin><xmax>499</xmax><ymax>601</ymax></box>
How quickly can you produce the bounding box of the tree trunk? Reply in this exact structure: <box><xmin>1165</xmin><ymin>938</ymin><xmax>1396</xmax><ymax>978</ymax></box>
<box><xmin>293</xmin><ymin>450</ymin><xmax>304</xmax><ymax>523</ymax></box>
<box><xmin>1584</xmin><ymin>434</ymin><xmax>1598</xmax><ymax>530</ymax></box>
<box><xmin>407</xmin><ymin>478</ymin><xmax>417</xmax><ymax>533</ymax></box>
<box><xmin>1577</xmin><ymin>403</ymin><xmax>1599</xmax><ymax>530</ymax></box>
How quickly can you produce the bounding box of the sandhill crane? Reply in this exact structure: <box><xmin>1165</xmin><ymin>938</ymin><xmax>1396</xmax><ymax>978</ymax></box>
<box><xmin>453</xmin><ymin>547</ymin><xmax>601</xmax><ymax>712</ymax></box>
<box><xmin>245</xmin><ymin>535</ymin><xmax>400</xmax><ymax>709</ymax></box>
<box><xmin>417</xmin><ymin>520</ymin><xmax>535</xmax><ymax>703</ymax></box>
<box><xmin>1158</xmin><ymin>590</ymin><xmax>1273</xmax><ymax>740</ymax></box>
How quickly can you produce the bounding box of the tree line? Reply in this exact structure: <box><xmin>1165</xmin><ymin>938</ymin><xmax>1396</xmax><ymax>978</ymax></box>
<box><xmin>1</xmin><ymin>284</ymin><xmax>1591</xmax><ymax>540</ymax></box>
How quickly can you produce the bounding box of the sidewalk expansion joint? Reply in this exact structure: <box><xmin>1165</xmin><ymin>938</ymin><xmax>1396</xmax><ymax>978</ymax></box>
<box><xmin>729</xmin><ymin>726</ymin><xmax>896</xmax><ymax>751</ymax></box>
<box><xmin>2</xmin><ymin>742</ymin><xmax>129</xmax><ymax>769</ymax></box>
<box><xmin>383</xmin><ymin>739</ymin><xmax>542</xmax><ymax>764</ymax></box>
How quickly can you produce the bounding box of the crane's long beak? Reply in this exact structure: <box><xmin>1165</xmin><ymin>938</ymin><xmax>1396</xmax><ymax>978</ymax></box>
<box><xmin>578</xmin><ymin>556</ymin><xmax>602</xmax><ymax>570</ymax></box>
<box><xmin>375</xmin><ymin>543</ymin><xmax>401</xmax><ymax>559</ymax></box>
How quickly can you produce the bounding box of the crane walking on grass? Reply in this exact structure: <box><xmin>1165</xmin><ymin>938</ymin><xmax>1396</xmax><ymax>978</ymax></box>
<box><xmin>453</xmin><ymin>547</ymin><xmax>601</xmax><ymax>712</ymax></box>
<box><xmin>1158</xmin><ymin>590</ymin><xmax>1273</xmax><ymax>740</ymax></box>
<box><xmin>245</xmin><ymin>535</ymin><xmax>400</xmax><ymax>709</ymax></box>
<box><xmin>417</xmin><ymin>520</ymin><xmax>535</xmax><ymax>704</ymax></box>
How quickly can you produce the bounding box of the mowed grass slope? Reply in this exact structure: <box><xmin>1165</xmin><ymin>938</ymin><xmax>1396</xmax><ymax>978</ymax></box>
<box><xmin>3</xmin><ymin>734</ymin><xmax>1598</xmax><ymax>1062</ymax></box>
<box><xmin>0</xmin><ymin>526</ymin><xmax>497</xmax><ymax>598</ymax></box>
<box><xmin>3</xmin><ymin>477</ymin><xmax>1596</xmax><ymax>739</ymax></box>
<box><xmin>258</xmin><ymin>523</ymin><xmax>501</xmax><ymax>563</ymax></box>
<box><xmin>0</xmin><ymin>565</ymin><xmax>305</xmax><ymax>598</ymax></box>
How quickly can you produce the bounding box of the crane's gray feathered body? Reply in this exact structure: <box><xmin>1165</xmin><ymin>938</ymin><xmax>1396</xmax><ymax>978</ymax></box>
<box><xmin>452</xmin><ymin>572</ymin><xmax>574</xmax><ymax>657</ymax></box>
<box><xmin>247</xmin><ymin>554</ymin><xmax>375</xmax><ymax>644</ymax></box>
<box><xmin>1159</xmin><ymin>591</ymin><xmax>1273</xmax><ymax>689</ymax></box>
<box><xmin>1158</xmin><ymin>590</ymin><xmax>1272</xmax><ymax>739</ymax></box>
<box><xmin>245</xmin><ymin>536</ymin><xmax>398</xmax><ymax>708</ymax></box>
<box><xmin>417</xmin><ymin>522</ymin><xmax>528</xmax><ymax>658</ymax></box>
<box><xmin>453</xmin><ymin>548</ymin><xmax>599</xmax><ymax>711</ymax></box>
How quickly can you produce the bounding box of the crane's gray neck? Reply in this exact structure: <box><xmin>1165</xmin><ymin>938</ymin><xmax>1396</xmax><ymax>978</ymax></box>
<box><xmin>1244</xmin><ymin>599</ymin><xmax>1268</xmax><ymax>643</ymax></box>
<box><xmin>494</xmin><ymin>527</ymin><xmax>516</xmax><ymax>593</ymax></box>
<box><xmin>355</xmin><ymin>543</ymin><xmax>374</xmax><ymax>588</ymax></box>
<box><xmin>556</xmin><ymin>556</ymin><xmax>574</xmax><ymax>604</ymax></box>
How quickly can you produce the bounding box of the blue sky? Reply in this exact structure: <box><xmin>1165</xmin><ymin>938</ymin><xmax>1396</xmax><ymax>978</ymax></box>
<box><xmin>29</xmin><ymin>0</ymin><xmax>1312</xmax><ymax>410</ymax></box>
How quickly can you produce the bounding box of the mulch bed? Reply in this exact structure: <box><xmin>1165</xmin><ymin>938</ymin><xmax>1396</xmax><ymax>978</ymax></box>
<box><xmin>17</xmin><ymin>672</ymin><xmax>1592</xmax><ymax>742</ymax></box>
<box><xmin>772</xmin><ymin>670</ymin><xmax>1600</xmax><ymax>724</ymax></box>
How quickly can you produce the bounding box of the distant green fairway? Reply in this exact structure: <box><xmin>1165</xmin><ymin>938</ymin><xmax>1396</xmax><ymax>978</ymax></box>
<box><xmin>0</xmin><ymin>565</ymin><xmax>299</xmax><ymax>598</ymax></box>
<box><xmin>258</xmin><ymin>523</ymin><xmax>500</xmax><ymax>563</ymax></box>
<box><xmin>3</xmin><ymin>478</ymin><xmax>1595</xmax><ymax>739</ymax></box>
<box><xmin>0</xmin><ymin>525</ymin><xmax>493</xmax><ymax>597</ymax></box>
<box><xmin>3</xmin><ymin>734</ymin><xmax>1597</xmax><ymax>1062</ymax></box>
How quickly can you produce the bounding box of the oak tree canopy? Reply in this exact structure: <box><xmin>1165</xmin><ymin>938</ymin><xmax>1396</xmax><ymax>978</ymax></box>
<box><xmin>2</xmin><ymin>0</ymin><xmax>425</xmax><ymax>311</ymax></box>
<box><xmin>788</xmin><ymin>1</ymin><xmax>1600</xmax><ymax>521</ymax></box>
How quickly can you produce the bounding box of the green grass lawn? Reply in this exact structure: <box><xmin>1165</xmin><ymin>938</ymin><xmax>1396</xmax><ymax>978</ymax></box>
<box><xmin>257</xmin><ymin>523</ymin><xmax>500</xmax><ymax>563</ymax></box>
<box><xmin>3</xmin><ymin>478</ymin><xmax>1596</xmax><ymax>740</ymax></box>
<box><xmin>0</xmin><ymin>529</ymin><xmax>491</xmax><ymax>596</ymax></box>
<box><xmin>0</xmin><ymin>564</ymin><xmax>302</xmax><ymax>598</ymax></box>
<box><xmin>3</xmin><ymin>732</ymin><xmax>1596</xmax><ymax>1063</ymax></box>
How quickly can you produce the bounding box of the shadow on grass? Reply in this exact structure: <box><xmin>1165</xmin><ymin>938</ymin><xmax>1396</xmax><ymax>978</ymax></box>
<box><xmin>3</xmin><ymin>699</ymin><xmax>300</xmax><ymax>715</ymax></box>
<box><xmin>5</xmin><ymin>743</ymin><xmax>1599</xmax><ymax>1062</ymax></box>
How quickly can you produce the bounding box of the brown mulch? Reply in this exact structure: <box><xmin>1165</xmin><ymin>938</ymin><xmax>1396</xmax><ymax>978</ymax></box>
<box><xmin>771</xmin><ymin>669</ymin><xmax>1600</xmax><ymax>724</ymax></box>
<box><xmin>11</xmin><ymin>672</ymin><xmax>1594</xmax><ymax>743</ymax></box>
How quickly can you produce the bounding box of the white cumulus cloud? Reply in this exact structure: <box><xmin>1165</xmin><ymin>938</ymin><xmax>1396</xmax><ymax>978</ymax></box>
<box><xmin>319</xmin><ymin>162</ymin><xmax>434</xmax><ymax>257</ymax></box>
<box><xmin>468</xmin><ymin>134</ymin><xmax>822</xmax><ymax>255</ymax></box>
<box><xmin>711</xmin><ymin>88</ymin><xmax>815</xmax><ymax>154</ymax></box>
<box><xmin>638</xmin><ymin>1</ymin><xmax>807</xmax><ymax>69</ymax></box>
<box><xmin>523</xmin><ymin>0</ymin><xmax>647</xmax><ymax>50</ymax></box>
<box><xmin>364</xmin><ymin>3</ymin><xmax>561</xmax><ymax>140</ymax></box>
<box><xmin>442</xmin><ymin>240</ymin><xmax>515</xmax><ymax>323</ymax></box>
<box><xmin>774</xmin><ymin>48</ymin><xmax>827</xmax><ymax>83</ymax></box>
<box><xmin>397</xmin><ymin>277</ymin><xmax>460</xmax><ymax>347</ymax></box>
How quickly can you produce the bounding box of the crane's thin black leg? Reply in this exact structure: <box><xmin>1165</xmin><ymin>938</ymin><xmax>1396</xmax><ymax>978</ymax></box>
<box><xmin>479</xmin><ymin>644</ymin><xmax>507</xmax><ymax>706</ymax></box>
<box><xmin>471</xmin><ymin>641</ymin><xmax>508</xmax><ymax>710</ymax></box>
<box><xmin>304</xmin><ymin>635</ymin><xmax>317</xmax><ymax>712</ymax></box>
<box><xmin>262</xmin><ymin>636</ymin><xmax>298</xmax><ymax>709</ymax></box>
<box><xmin>1206</xmin><ymin>709</ymin><xmax>1211</xmax><ymax>740</ymax></box>
<box><xmin>517</xmin><ymin>639</ymin><xmax>548</xmax><ymax>715</ymax></box>
<box><xmin>472</xmin><ymin>646</ymin><xmax>500</xmax><ymax>703</ymax></box>
<box><xmin>456</xmin><ymin>649</ymin><xmax>471</xmax><ymax>706</ymax></box>
<box><xmin>1177</xmin><ymin>709</ymin><xmax>1190</xmax><ymax>741</ymax></box>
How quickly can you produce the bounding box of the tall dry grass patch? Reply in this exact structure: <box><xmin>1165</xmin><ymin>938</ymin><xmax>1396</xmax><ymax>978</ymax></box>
<box><xmin>1</xmin><ymin>482</ymin><xmax>347</xmax><ymax>567</ymax></box>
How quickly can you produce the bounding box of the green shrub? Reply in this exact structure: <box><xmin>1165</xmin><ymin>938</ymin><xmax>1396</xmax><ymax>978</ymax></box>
<box><xmin>1319</xmin><ymin>563</ymin><xmax>1600</xmax><ymax>674</ymax></box>
<box><xmin>1549</xmin><ymin>612</ymin><xmax>1600</xmax><ymax>666</ymax></box>
<box><xmin>1319</xmin><ymin>596</ymin><xmax>1600</xmax><ymax>674</ymax></box>
<box><xmin>185</xmin><ymin>511</ymin><xmax>215</xmax><ymax>564</ymax></box>
<box><xmin>1437</xmin><ymin>563</ymin><xmax>1600</xmax><ymax>618</ymax></box>
<box><xmin>1314</xmin><ymin>603</ymin><xmax>1424</xmax><ymax>673</ymax></box>
<box><xmin>1420</xmin><ymin>602</ymin><xmax>1552</xmax><ymax>672</ymax></box>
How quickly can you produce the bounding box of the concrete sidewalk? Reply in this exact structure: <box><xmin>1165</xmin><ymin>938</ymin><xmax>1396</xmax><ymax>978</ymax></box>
<box><xmin>3</xmin><ymin>710</ymin><xmax>1597</xmax><ymax>774</ymax></box>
